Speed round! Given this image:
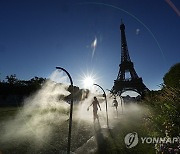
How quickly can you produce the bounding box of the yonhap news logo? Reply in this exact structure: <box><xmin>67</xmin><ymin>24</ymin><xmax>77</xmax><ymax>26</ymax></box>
<box><xmin>124</xmin><ymin>132</ymin><xmax>139</xmax><ymax>148</ymax></box>
<box><xmin>124</xmin><ymin>132</ymin><xmax>180</xmax><ymax>148</ymax></box>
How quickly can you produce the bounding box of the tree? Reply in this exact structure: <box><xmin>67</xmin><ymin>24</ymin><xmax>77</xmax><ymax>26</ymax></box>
<box><xmin>30</xmin><ymin>76</ymin><xmax>46</xmax><ymax>85</ymax></box>
<box><xmin>163</xmin><ymin>63</ymin><xmax>180</xmax><ymax>88</ymax></box>
<box><xmin>6</xmin><ymin>74</ymin><xmax>18</xmax><ymax>84</ymax></box>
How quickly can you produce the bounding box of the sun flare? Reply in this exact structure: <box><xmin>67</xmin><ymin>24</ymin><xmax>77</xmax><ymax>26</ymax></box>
<box><xmin>83</xmin><ymin>76</ymin><xmax>94</xmax><ymax>89</ymax></box>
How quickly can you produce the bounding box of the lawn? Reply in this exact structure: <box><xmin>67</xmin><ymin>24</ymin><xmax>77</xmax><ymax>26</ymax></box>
<box><xmin>0</xmin><ymin>104</ymin><xmax>157</xmax><ymax>154</ymax></box>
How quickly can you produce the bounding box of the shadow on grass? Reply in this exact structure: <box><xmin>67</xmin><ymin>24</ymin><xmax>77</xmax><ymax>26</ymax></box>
<box><xmin>94</xmin><ymin>119</ymin><xmax>121</xmax><ymax>154</ymax></box>
<box><xmin>107</xmin><ymin>128</ymin><xmax>122</xmax><ymax>154</ymax></box>
<box><xmin>94</xmin><ymin>119</ymin><xmax>108</xmax><ymax>154</ymax></box>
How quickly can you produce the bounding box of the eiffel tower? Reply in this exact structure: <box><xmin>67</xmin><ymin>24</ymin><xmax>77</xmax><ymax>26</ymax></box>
<box><xmin>112</xmin><ymin>21</ymin><xmax>149</xmax><ymax>96</ymax></box>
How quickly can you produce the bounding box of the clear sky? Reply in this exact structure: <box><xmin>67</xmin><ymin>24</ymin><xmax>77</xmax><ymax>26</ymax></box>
<box><xmin>0</xmin><ymin>0</ymin><xmax>179</xmax><ymax>90</ymax></box>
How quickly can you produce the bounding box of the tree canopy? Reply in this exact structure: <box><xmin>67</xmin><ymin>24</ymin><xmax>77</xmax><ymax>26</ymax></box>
<box><xmin>163</xmin><ymin>63</ymin><xmax>180</xmax><ymax>88</ymax></box>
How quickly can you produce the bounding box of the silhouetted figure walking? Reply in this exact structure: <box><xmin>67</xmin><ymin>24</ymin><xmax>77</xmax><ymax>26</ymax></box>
<box><xmin>87</xmin><ymin>97</ymin><xmax>101</xmax><ymax>122</ymax></box>
<box><xmin>112</xmin><ymin>98</ymin><xmax>118</xmax><ymax>117</ymax></box>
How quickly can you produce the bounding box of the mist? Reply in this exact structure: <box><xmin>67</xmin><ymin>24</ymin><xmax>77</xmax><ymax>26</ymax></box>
<box><xmin>0</xmin><ymin>70</ymin><xmax>150</xmax><ymax>153</ymax></box>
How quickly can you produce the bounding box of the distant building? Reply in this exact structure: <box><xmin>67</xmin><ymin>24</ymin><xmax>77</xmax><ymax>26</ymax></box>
<box><xmin>122</xmin><ymin>95</ymin><xmax>141</xmax><ymax>104</ymax></box>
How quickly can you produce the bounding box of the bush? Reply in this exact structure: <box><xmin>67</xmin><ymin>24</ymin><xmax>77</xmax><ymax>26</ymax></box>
<box><xmin>163</xmin><ymin>63</ymin><xmax>180</xmax><ymax>88</ymax></box>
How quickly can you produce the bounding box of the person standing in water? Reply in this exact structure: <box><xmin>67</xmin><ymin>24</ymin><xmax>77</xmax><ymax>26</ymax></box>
<box><xmin>87</xmin><ymin>97</ymin><xmax>101</xmax><ymax>122</ymax></box>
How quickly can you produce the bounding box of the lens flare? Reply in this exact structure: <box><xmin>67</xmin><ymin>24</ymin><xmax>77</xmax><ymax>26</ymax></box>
<box><xmin>91</xmin><ymin>36</ymin><xmax>97</xmax><ymax>59</ymax></box>
<box><xmin>83</xmin><ymin>76</ymin><xmax>95</xmax><ymax>89</ymax></box>
<box><xmin>78</xmin><ymin>70</ymin><xmax>100</xmax><ymax>90</ymax></box>
<box><xmin>79</xmin><ymin>2</ymin><xmax>166</xmax><ymax>63</ymax></box>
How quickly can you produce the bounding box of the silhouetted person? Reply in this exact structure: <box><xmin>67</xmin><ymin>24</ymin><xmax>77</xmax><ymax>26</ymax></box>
<box><xmin>113</xmin><ymin>98</ymin><xmax>118</xmax><ymax>117</ymax></box>
<box><xmin>87</xmin><ymin>97</ymin><xmax>101</xmax><ymax>122</ymax></box>
<box><xmin>113</xmin><ymin>98</ymin><xmax>118</xmax><ymax>110</ymax></box>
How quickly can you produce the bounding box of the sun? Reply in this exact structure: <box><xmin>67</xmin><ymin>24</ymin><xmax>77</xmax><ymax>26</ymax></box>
<box><xmin>83</xmin><ymin>76</ymin><xmax>95</xmax><ymax>89</ymax></box>
<box><xmin>79</xmin><ymin>70</ymin><xmax>99</xmax><ymax>89</ymax></box>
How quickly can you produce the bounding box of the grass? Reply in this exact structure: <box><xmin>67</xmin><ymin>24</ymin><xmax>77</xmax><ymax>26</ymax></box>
<box><xmin>0</xmin><ymin>107</ymin><xmax>21</xmax><ymax>121</ymax></box>
<box><xmin>0</xmin><ymin>106</ymin><xmax>94</xmax><ymax>154</ymax></box>
<box><xmin>0</xmin><ymin>105</ymin><xmax>158</xmax><ymax>154</ymax></box>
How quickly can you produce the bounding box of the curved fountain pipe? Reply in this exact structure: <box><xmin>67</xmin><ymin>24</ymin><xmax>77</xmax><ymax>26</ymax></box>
<box><xmin>56</xmin><ymin>67</ymin><xmax>73</xmax><ymax>154</ymax></box>
<box><xmin>93</xmin><ymin>83</ymin><xmax>109</xmax><ymax>127</ymax></box>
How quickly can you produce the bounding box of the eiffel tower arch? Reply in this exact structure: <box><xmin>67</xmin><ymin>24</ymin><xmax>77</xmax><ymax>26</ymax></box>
<box><xmin>111</xmin><ymin>21</ymin><xmax>149</xmax><ymax>97</ymax></box>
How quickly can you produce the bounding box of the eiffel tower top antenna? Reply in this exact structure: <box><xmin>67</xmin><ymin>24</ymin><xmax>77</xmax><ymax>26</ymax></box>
<box><xmin>120</xmin><ymin>19</ymin><xmax>131</xmax><ymax>63</ymax></box>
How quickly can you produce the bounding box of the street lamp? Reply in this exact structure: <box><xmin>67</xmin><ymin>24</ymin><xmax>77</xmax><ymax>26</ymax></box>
<box><xmin>93</xmin><ymin>83</ymin><xmax>109</xmax><ymax>127</ymax></box>
<box><xmin>56</xmin><ymin>67</ymin><xmax>73</xmax><ymax>154</ymax></box>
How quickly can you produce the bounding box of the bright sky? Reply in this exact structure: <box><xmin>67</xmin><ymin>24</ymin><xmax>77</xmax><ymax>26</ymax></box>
<box><xmin>0</xmin><ymin>0</ymin><xmax>179</xmax><ymax>90</ymax></box>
